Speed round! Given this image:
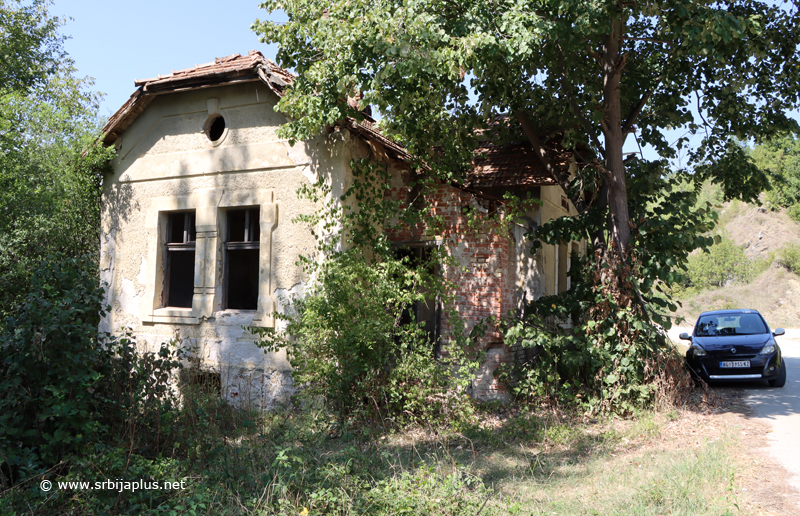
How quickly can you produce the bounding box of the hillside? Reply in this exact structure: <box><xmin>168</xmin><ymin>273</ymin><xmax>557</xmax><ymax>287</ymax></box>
<box><xmin>672</xmin><ymin>200</ymin><xmax>800</xmax><ymax>328</ymax></box>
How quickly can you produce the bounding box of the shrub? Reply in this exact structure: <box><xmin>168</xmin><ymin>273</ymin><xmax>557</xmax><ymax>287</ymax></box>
<box><xmin>686</xmin><ymin>237</ymin><xmax>769</xmax><ymax>290</ymax></box>
<box><xmin>754</xmin><ymin>136</ymin><xmax>800</xmax><ymax>209</ymax></box>
<box><xmin>0</xmin><ymin>256</ymin><xmax>183</xmax><ymax>484</ymax></box>
<box><xmin>0</xmin><ymin>256</ymin><xmax>109</xmax><ymax>476</ymax></box>
<box><xmin>254</xmin><ymin>158</ymin><xmax>477</xmax><ymax>426</ymax></box>
<box><xmin>788</xmin><ymin>203</ymin><xmax>800</xmax><ymax>224</ymax></box>
<box><xmin>778</xmin><ymin>243</ymin><xmax>800</xmax><ymax>274</ymax></box>
<box><xmin>255</xmin><ymin>250</ymin><xmax>475</xmax><ymax>424</ymax></box>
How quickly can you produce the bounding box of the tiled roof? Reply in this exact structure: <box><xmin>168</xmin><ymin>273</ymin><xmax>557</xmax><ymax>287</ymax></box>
<box><xmin>132</xmin><ymin>51</ymin><xmax>293</xmax><ymax>91</ymax></box>
<box><xmin>101</xmin><ymin>51</ymin><xmax>408</xmax><ymax>162</ymax></box>
<box><xmin>102</xmin><ymin>51</ymin><xmax>293</xmax><ymax>145</ymax></box>
<box><xmin>101</xmin><ymin>52</ymin><xmax>567</xmax><ymax>187</ymax></box>
<box><xmin>466</xmin><ymin>139</ymin><xmax>566</xmax><ymax>188</ymax></box>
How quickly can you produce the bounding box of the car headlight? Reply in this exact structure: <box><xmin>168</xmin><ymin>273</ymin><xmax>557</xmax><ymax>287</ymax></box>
<box><xmin>759</xmin><ymin>344</ymin><xmax>776</xmax><ymax>355</ymax></box>
<box><xmin>693</xmin><ymin>345</ymin><xmax>707</xmax><ymax>357</ymax></box>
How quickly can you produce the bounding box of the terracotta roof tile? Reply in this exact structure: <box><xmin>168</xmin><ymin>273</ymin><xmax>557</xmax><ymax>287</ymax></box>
<box><xmin>466</xmin><ymin>140</ymin><xmax>565</xmax><ymax>188</ymax></box>
<box><xmin>130</xmin><ymin>50</ymin><xmax>293</xmax><ymax>91</ymax></box>
<box><xmin>102</xmin><ymin>52</ymin><xmax>567</xmax><ymax>188</ymax></box>
<box><xmin>103</xmin><ymin>50</ymin><xmax>294</xmax><ymax>145</ymax></box>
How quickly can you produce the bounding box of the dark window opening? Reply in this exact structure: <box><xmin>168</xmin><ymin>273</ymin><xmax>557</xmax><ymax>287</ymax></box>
<box><xmin>558</xmin><ymin>243</ymin><xmax>569</xmax><ymax>293</ymax></box>
<box><xmin>165</xmin><ymin>211</ymin><xmax>196</xmax><ymax>308</ymax></box>
<box><xmin>395</xmin><ymin>245</ymin><xmax>442</xmax><ymax>358</ymax></box>
<box><xmin>225</xmin><ymin>208</ymin><xmax>260</xmax><ymax>310</ymax></box>
<box><xmin>206</xmin><ymin>115</ymin><xmax>226</xmax><ymax>142</ymax></box>
<box><xmin>180</xmin><ymin>369</ymin><xmax>221</xmax><ymax>396</ymax></box>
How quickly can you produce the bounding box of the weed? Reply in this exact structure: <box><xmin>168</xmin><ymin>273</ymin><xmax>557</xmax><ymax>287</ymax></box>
<box><xmin>778</xmin><ymin>243</ymin><xmax>800</xmax><ymax>273</ymax></box>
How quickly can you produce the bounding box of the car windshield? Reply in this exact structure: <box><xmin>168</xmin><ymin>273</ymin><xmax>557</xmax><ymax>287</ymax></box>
<box><xmin>695</xmin><ymin>313</ymin><xmax>767</xmax><ymax>337</ymax></box>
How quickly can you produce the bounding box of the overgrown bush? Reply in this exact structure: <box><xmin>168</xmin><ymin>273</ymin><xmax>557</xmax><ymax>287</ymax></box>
<box><xmin>778</xmin><ymin>243</ymin><xmax>800</xmax><ymax>274</ymax></box>
<box><xmin>0</xmin><ymin>256</ymin><xmax>183</xmax><ymax>485</ymax></box>
<box><xmin>0</xmin><ymin>61</ymin><xmax>113</xmax><ymax>330</ymax></box>
<box><xmin>495</xmin><ymin>167</ymin><xmax>711</xmax><ymax>412</ymax></box>
<box><xmin>685</xmin><ymin>236</ymin><xmax>770</xmax><ymax>290</ymax></box>
<box><xmin>788</xmin><ymin>203</ymin><xmax>800</xmax><ymax>223</ymax></box>
<box><xmin>254</xmin><ymin>158</ymin><xmax>477</xmax><ymax>425</ymax></box>
<box><xmin>256</xmin><ymin>250</ymin><xmax>474</xmax><ymax>424</ymax></box>
<box><xmin>752</xmin><ymin>136</ymin><xmax>800</xmax><ymax>209</ymax></box>
<box><xmin>497</xmin><ymin>262</ymin><xmax>684</xmax><ymax>413</ymax></box>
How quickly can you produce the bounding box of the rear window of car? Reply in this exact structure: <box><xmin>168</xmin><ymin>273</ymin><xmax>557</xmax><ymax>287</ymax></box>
<box><xmin>695</xmin><ymin>313</ymin><xmax>767</xmax><ymax>336</ymax></box>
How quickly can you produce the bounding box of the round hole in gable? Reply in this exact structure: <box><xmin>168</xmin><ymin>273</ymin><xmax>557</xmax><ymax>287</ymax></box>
<box><xmin>205</xmin><ymin>114</ymin><xmax>226</xmax><ymax>142</ymax></box>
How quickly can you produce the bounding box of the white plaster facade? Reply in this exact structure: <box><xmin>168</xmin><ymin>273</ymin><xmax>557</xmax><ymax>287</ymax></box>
<box><xmin>100</xmin><ymin>63</ymin><xmax>377</xmax><ymax>409</ymax></box>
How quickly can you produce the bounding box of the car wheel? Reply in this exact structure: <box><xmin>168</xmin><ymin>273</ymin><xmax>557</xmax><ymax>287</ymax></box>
<box><xmin>769</xmin><ymin>359</ymin><xmax>787</xmax><ymax>388</ymax></box>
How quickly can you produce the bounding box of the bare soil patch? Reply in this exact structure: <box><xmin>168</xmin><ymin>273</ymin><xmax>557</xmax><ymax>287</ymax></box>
<box><xmin>675</xmin><ymin>265</ymin><xmax>800</xmax><ymax>328</ymax></box>
<box><xmin>673</xmin><ymin>199</ymin><xmax>800</xmax><ymax>328</ymax></box>
<box><xmin>722</xmin><ymin>201</ymin><xmax>800</xmax><ymax>259</ymax></box>
<box><xmin>690</xmin><ymin>387</ymin><xmax>800</xmax><ymax>515</ymax></box>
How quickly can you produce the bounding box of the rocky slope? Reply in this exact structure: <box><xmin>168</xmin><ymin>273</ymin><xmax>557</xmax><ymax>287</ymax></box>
<box><xmin>672</xmin><ymin>201</ymin><xmax>800</xmax><ymax>328</ymax></box>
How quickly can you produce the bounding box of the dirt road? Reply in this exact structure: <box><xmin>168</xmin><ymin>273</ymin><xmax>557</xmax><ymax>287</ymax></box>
<box><xmin>743</xmin><ymin>330</ymin><xmax>800</xmax><ymax>495</ymax></box>
<box><xmin>669</xmin><ymin>326</ymin><xmax>800</xmax><ymax>503</ymax></box>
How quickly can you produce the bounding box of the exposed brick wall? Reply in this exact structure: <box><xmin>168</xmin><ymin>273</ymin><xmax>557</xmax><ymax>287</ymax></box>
<box><xmin>386</xmin><ymin>175</ymin><xmax>519</xmax><ymax>400</ymax></box>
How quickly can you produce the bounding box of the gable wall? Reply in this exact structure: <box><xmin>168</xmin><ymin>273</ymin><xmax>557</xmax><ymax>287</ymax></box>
<box><xmin>101</xmin><ymin>82</ymin><xmax>362</xmax><ymax>409</ymax></box>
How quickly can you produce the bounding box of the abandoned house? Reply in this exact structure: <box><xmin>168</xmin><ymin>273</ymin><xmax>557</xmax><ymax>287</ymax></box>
<box><xmin>100</xmin><ymin>51</ymin><xmax>584</xmax><ymax>407</ymax></box>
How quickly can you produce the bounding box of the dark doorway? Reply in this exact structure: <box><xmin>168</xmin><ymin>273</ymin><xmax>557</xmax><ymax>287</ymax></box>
<box><xmin>395</xmin><ymin>245</ymin><xmax>442</xmax><ymax>358</ymax></box>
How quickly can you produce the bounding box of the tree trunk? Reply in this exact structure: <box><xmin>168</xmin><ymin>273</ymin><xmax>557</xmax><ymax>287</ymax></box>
<box><xmin>601</xmin><ymin>18</ymin><xmax>631</xmax><ymax>255</ymax></box>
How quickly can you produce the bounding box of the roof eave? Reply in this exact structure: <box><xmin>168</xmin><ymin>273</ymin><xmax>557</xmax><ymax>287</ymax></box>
<box><xmin>102</xmin><ymin>69</ymin><xmax>268</xmax><ymax>146</ymax></box>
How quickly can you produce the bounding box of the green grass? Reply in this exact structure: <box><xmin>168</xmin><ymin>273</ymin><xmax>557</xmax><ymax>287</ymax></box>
<box><xmin>1</xmin><ymin>399</ymin><xmax>748</xmax><ymax>516</ymax></box>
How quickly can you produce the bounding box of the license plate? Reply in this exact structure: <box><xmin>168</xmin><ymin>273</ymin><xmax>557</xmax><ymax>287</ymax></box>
<box><xmin>720</xmin><ymin>361</ymin><xmax>750</xmax><ymax>368</ymax></box>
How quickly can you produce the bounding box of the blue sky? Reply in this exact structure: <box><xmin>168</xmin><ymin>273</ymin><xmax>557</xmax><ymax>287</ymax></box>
<box><xmin>48</xmin><ymin>1</ymin><xmax>679</xmax><ymax>160</ymax></box>
<box><xmin>52</xmin><ymin>1</ymin><xmax>792</xmax><ymax>163</ymax></box>
<box><xmin>54</xmin><ymin>0</ymin><xmax>283</xmax><ymax>118</ymax></box>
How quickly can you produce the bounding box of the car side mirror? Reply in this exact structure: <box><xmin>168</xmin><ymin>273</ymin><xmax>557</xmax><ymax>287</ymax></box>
<box><xmin>679</xmin><ymin>332</ymin><xmax>692</xmax><ymax>341</ymax></box>
<box><xmin>773</xmin><ymin>328</ymin><xmax>785</xmax><ymax>337</ymax></box>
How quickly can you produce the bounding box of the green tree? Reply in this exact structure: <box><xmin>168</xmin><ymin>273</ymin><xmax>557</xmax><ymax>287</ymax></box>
<box><xmin>0</xmin><ymin>0</ymin><xmax>113</xmax><ymax>322</ymax></box>
<box><xmin>254</xmin><ymin>1</ymin><xmax>800</xmax><ymax>407</ymax></box>
<box><xmin>0</xmin><ymin>0</ymin><xmax>66</xmax><ymax>95</ymax></box>
<box><xmin>751</xmin><ymin>135</ymin><xmax>800</xmax><ymax>213</ymax></box>
<box><xmin>255</xmin><ymin>0</ymin><xmax>797</xmax><ymax>258</ymax></box>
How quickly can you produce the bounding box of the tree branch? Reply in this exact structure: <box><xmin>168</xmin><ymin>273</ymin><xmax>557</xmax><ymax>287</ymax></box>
<box><xmin>514</xmin><ymin>109</ymin><xmax>587</xmax><ymax>213</ymax></box>
<box><xmin>621</xmin><ymin>50</ymin><xmax>676</xmax><ymax>137</ymax></box>
<box><xmin>621</xmin><ymin>88</ymin><xmax>653</xmax><ymax>136</ymax></box>
<box><xmin>696</xmin><ymin>91</ymin><xmax>710</xmax><ymax>141</ymax></box>
<box><xmin>623</xmin><ymin>37</ymin><xmax>671</xmax><ymax>44</ymax></box>
<box><xmin>585</xmin><ymin>42</ymin><xmax>601</xmax><ymax>64</ymax></box>
<box><xmin>556</xmin><ymin>44</ymin><xmax>605</xmax><ymax>159</ymax></box>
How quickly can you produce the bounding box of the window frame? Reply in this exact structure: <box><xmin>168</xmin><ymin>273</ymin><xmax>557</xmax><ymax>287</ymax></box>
<box><xmin>140</xmin><ymin>190</ymin><xmax>277</xmax><ymax>326</ymax></box>
<box><xmin>163</xmin><ymin>211</ymin><xmax>197</xmax><ymax>309</ymax></box>
<box><xmin>223</xmin><ymin>207</ymin><xmax>261</xmax><ymax>311</ymax></box>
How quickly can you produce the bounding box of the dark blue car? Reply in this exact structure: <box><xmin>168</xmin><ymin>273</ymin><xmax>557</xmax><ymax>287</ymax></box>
<box><xmin>681</xmin><ymin>309</ymin><xmax>787</xmax><ymax>387</ymax></box>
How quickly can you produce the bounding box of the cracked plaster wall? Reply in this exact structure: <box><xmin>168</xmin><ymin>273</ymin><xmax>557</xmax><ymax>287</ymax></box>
<box><xmin>100</xmin><ymin>82</ymin><xmax>362</xmax><ymax>410</ymax></box>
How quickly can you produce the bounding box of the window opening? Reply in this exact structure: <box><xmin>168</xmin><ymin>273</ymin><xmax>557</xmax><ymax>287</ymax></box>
<box><xmin>180</xmin><ymin>369</ymin><xmax>222</xmax><ymax>397</ymax></box>
<box><xmin>557</xmin><ymin>243</ymin><xmax>569</xmax><ymax>293</ymax></box>
<box><xmin>225</xmin><ymin>208</ymin><xmax>260</xmax><ymax>310</ymax></box>
<box><xmin>205</xmin><ymin>114</ymin><xmax>226</xmax><ymax>142</ymax></box>
<box><xmin>165</xmin><ymin>211</ymin><xmax>196</xmax><ymax>308</ymax></box>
